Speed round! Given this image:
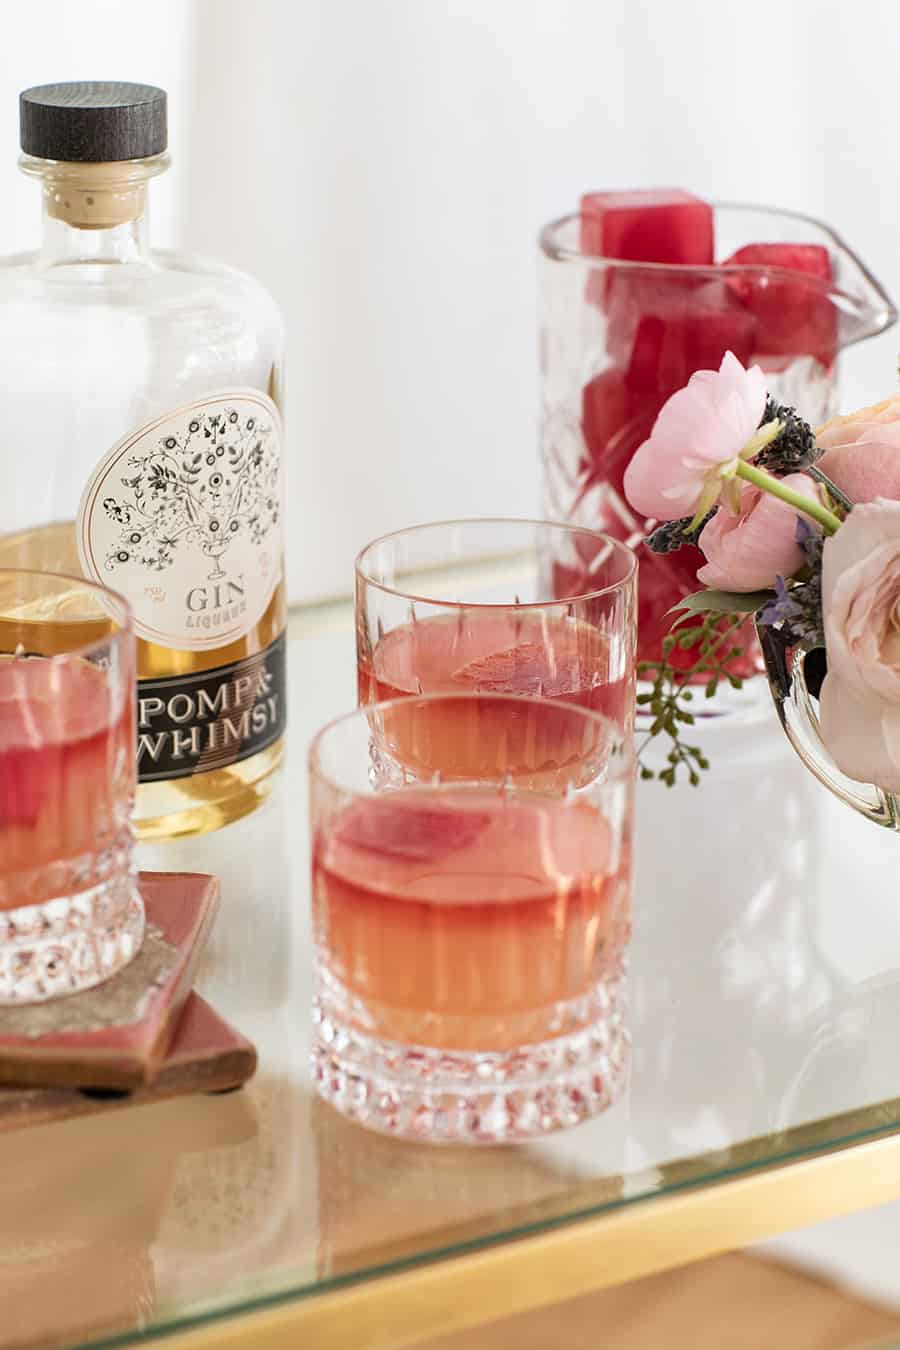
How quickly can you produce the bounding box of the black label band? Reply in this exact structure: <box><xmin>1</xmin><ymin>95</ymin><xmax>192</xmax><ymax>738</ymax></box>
<box><xmin>136</xmin><ymin>633</ymin><xmax>287</xmax><ymax>783</ymax></box>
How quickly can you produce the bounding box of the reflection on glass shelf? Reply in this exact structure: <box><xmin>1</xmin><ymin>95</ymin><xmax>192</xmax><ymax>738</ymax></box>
<box><xmin>630</xmin><ymin>716</ymin><xmax>835</xmax><ymax>1165</ymax></box>
<box><xmin>0</xmin><ymin>1090</ymin><xmax>258</xmax><ymax>1347</ymax></box>
<box><xmin>139</xmin><ymin>782</ymin><xmax>318</xmax><ymax>1319</ymax></box>
<box><xmin>5</xmin><ymin>611</ymin><xmax>900</xmax><ymax>1349</ymax></box>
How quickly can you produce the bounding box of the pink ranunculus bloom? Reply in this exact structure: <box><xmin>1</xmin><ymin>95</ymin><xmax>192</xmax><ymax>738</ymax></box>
<box><xmin>816</xmin><ymin>395</ymin><xmax>900</xmax><ymax>504</ymax></box>
<box><xmin>695</xmin><ymin>474</ymin><xmax>822</xmax><ymax>593</ymax></box>
<box><xmin>623</xmin><ymin>350</ymin><xmax>768</xmax><ymax>522</ymax></box>
<box><xmin>820</xmin><ymin>499</ymin><xmax>900</xmax><ymax>792</ymax></box>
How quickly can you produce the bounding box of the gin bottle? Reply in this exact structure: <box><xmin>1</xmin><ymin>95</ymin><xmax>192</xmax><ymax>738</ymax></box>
<box><xmin>0</xmin><ymin>82</ymin><xmax>287</xmax><ymax>838</ymax></box>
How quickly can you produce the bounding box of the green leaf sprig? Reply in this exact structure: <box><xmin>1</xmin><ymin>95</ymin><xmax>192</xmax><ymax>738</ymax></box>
<box><xmin>637</xmin><ymin>605</ymin><xmax>760</xmax><ymax>787</ymax></box>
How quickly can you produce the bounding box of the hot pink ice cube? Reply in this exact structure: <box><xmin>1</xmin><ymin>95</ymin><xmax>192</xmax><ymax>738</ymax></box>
<box><xmin>605</xmin><ymin>268</ymin><xmax>707</xmax><ymax>367</ymax></box>
<box><xmin>580</xmin><ymin>189</ymin><xmax>714</xmax><ymax>265</ymax></box>
<box><xmin>722</xmin><ymin>243</ymin><xmax>836</xmax><ymax>368</ymax></box>
<box><xmin>581</xmin><ymin>190</ymin><xmax>714</xmax><ymax>311</ymax></box>
<box><xmin>625</xmin><ymin>281</ymin><xmax>757</xmax><ymax>395</ymax></box>
<box><xmin>580</xmin><ymin>369</ymin><xmax>663</xmax><ymax>497</ymax></box>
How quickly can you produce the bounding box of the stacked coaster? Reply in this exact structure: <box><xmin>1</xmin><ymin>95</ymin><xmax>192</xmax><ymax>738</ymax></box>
<box><xmin>0</xmin><ymin>872</ymin><xmax>256</xmax><ymax>1132</ymax></box>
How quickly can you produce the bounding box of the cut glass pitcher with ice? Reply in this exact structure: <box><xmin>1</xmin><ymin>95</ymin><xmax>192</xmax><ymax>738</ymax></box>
<box><xmin>539</xmin><ymin>194</ymin><xmax>897</xmax><ymax>707</ymax></box>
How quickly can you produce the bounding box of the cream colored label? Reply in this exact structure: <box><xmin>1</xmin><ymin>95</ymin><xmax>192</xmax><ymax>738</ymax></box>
<box><xmin>77</xmin><ymin>390</ymin><xmax>283</xmax><ymax>651</ymax></box>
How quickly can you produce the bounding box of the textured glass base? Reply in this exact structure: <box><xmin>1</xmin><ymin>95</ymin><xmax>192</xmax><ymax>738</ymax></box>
<box><xmin>313</xmin><ymin>971</ymin><xmax>630</xmax><ymax>1144</ymax></box>
<box><xmin>0</xmin><ymin>871</ymin><xmax>145</xmax><ymax>1005</ymax></box>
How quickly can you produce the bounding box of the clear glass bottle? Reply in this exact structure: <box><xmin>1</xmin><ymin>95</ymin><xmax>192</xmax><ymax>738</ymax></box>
<box><xmin>0</xmin><ymin>83</ymin><xmax>287</xmax><ymax>839</ymax></box>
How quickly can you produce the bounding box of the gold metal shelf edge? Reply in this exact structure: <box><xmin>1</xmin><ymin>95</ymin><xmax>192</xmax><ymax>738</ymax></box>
<box><xmin>152</xmin><ymin>1127</ymin><xmax>900</xmax><ymax>1350</ymax></box>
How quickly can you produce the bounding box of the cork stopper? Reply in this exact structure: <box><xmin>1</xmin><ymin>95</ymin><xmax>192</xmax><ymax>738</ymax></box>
<box><xmin>37</xmin><ymin>160</ymin><xmax>159</xmax><ymax>229</ymax></box>
<box><xmin>19</xmin><ymin>83</ymin><xmax>168</xmax><ymax>229</ymax></box>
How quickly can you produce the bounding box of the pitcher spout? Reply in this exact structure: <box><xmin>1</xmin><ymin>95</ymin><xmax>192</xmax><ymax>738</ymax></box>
<box><xmin>715</xmin><ymin>201</ymin><xmax>898</xmax><ymax>350</ymax></box>
<box><xmin>823</xmin><ymin>218</ymin><xmax>898</xmax><ymax>347</ymax></box>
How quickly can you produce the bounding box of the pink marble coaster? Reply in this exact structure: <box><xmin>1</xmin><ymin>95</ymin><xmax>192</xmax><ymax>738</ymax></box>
<box><xmin>0</xmin><ymin>993</ymin><xmax>257</xmax><ymax>1133</ymax></box>
<box><xmin>0</xmin><ymin>872</ymin><xmax>218</xmax><ymax>1090</ymax></box>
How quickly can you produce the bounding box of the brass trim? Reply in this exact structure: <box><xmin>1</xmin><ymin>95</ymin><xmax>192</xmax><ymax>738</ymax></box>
<box><xmin>145</xmin><ymin>1126</ymin><xmax>900</xmax><ymax>1350</ymax></box>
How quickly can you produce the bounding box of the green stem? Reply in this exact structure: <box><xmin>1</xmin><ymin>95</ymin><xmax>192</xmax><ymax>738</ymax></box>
<box><xmin>808</xmin><ymin>464</ymin><xmax>854</xmax><ymax>514</ymax></box>
<box><xmin>735</xmin><ymin>459</ymin><xmax>842</xmax><ymax>535</ymax></box>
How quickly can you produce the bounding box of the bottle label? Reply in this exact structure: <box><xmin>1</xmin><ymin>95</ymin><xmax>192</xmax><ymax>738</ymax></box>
<box><xmin>77</xmin><ymin>390</ymin><xmax>283</xmax><ymax>652</ymax></box>
<box><xmin>137</xmin><ymin>631</ymin><xmax>287</xmax><ymax>782</ymax></box>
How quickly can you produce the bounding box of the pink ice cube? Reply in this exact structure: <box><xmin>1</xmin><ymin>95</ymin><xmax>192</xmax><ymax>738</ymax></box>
<box><xmin>625</xmin><ymin>281</ymin><xmax>757</xmax><ymax>395</ymax></box>
<box><xmin>722</xmin><ymin>243</ymin><xmax>836</xmax><ymax>368</ymax></box>
<box><xmin>580</xmin><ymin>368</ymin><xmax>663</xmax><ymax>496</ymax></box>
<box><xmin>580</xmin><ymin>189</ymin><xmax>714</xmax><ymax>310</ymax></box>
<box><xmin>580</xmin><ymin>189</ymin><xmax>714</xmax><ymax>264</ymax></box>
<box><xmin>605</xmin><ymin>268</ymin><xmax>707</xmax><ymax>366</ymax></box>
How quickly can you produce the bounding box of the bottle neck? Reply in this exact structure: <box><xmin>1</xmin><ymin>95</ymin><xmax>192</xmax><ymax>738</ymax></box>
<box><xmin>39</xmin><ymin>202</ymin><xmax>151</xmax><ymax>267</ymax></box>
<box><xmin>19</xmin><ymin>153</ymin><xmax>169</xmax><ymax>269</ymax></box>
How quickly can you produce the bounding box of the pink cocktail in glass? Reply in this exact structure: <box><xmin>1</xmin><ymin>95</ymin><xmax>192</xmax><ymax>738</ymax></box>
<box><xmin>1</xmin><ymin>658</ymin><xmax>132</xmax><ymax>899</ymax></box>
<box><xmin>315</xmin><ymin>788</ymin><xmax>627</xmax><ymax>1050</ymax></box>
<box><xmin>355</xmin><ymin>519</ymin><xmax>637</xmax><ymax>766</ymax></box>
<box><xmin>310</xmin><ymin>693</ymin><xmax>633</xmax><ymax>1144</ymax></box>
<box><xmin>359</xmin><ymin>610</ymin><xmax>622</xmax><ymax>778</ymax></box>
<box><xmin>0</xmin><ymin>571</ymin><xmax>142</xmax><ymax>1003</ymax></box>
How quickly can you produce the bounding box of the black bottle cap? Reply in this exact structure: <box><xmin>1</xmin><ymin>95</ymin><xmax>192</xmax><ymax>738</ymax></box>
<box><xmin>19</xmin><ymin>82</ymin><xmax>167</xmax><ymax>163</ymax></box>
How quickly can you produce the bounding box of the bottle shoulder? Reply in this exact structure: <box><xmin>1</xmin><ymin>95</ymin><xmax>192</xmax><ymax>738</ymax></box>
<box><xmin>0</xmin><ymin>246</ymin><xmax>283</xmax><ymax>427</ymax></box>
<box><xmin>0</xmin><ymin>247</ymin><xmax>283</xmax><ymax>338</ymax></box>
<box><xmin>156</xmin><ymin>249</ymin><xmax>283</xmax><ymax>318</ymax></box>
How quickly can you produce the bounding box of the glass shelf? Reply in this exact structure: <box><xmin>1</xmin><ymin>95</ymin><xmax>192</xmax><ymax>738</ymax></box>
<box><xmin>6</xmin><ymin>597</ymin><xmax>900</xmax><ymax>1350</ymax></box>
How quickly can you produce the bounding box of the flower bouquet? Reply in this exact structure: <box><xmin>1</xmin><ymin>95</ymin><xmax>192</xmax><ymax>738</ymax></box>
<box><xmin>626</xmin><ymin>351</ymin><xmax>900</xmax><ymax>825</ymax></box>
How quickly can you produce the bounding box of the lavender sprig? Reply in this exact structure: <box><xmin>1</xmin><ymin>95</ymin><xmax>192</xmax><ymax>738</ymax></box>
<box><xmin>755</xmin><ymin>397</ymin><xmax>821</xmax><ymax>474</ymax></box>
<box><xmin>756</xmin><ymin>519</ymin><xmax>825</xmax><ymax>649</ymax></box>
<box><xmin>646</xmin><ymin>511</ymin><xmax>714</xmax><ymax>555</ymax></box>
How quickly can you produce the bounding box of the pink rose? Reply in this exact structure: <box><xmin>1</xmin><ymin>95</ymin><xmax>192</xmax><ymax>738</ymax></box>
<box><xmin>817</xmin><ymin>395</ymin><xmax>900</xmax><ymax>504</ymax></box>
<box><xmin>623</xmin><ymin>351</ymin><xmax>767</xmax><ymax>521</ymax></box>
<box><xmin>696</xmin><ymin>474</ymin><xmax>822</xmax><ymax>592</ymax></box>
<box><xmin>819</xmin><ymin>499</ymin><xmax>900</xmax><ymax>791</ymax></box>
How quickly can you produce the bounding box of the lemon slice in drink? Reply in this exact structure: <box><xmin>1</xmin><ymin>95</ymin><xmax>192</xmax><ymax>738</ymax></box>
<box><xmin>0</xmin><ymin>522</ymin><xmax>112</xmax><ymax>646</ymax></box>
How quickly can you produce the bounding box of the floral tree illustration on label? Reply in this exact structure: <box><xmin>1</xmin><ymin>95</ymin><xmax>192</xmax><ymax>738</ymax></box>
<box><xmin>77</xmin><ymin>391</ymin><xmax>282</xmax><ymax>652</ymax></box>
<box><xmin>76</xmin><ymin>390</ymin><xmax>286</xmax><ymax>796</ymax></box>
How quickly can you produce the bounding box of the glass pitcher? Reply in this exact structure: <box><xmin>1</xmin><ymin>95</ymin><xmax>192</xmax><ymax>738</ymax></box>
<box><xmin>539</xmin><ymin>202</ymin><xmax>897</xmax><ymax>688</ymax></box>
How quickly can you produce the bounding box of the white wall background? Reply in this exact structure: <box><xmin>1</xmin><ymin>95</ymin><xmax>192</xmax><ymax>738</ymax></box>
<box><xmin>2</xmin><ymin>0</ymin><xmax>900</xmax><ymax>604</ymax></box>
